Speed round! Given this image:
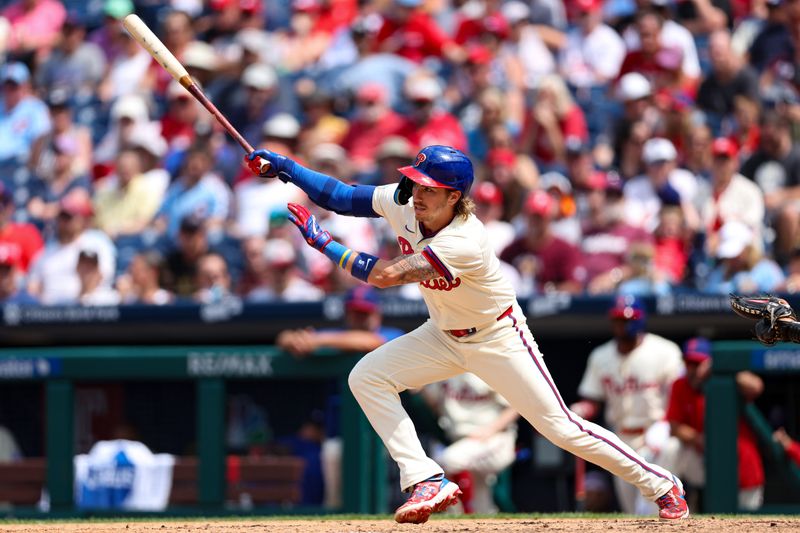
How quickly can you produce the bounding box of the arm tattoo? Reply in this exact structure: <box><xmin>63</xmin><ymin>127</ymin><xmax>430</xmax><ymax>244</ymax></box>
<box><xmin>384</xmin><ymin>253</ymin><xmax>440</xmax><ymax>284</ymax></box>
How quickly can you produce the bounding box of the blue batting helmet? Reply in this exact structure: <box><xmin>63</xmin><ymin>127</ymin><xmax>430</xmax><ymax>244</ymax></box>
<box><xmin>608</xmin><ymin>295</ymin><xmax>646</xmax><ymax>337</ymax></box>
<box><xmin>397</xmin><ymin>145</ymin><xmax>474</xmax><ymax>196</ymax></box>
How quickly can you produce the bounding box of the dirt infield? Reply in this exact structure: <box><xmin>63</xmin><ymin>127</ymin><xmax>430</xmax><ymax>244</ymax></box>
<box><xmin>2</xmin><ymin>517</ymin><xmax>799</xmax><ymax>533</ymax></box>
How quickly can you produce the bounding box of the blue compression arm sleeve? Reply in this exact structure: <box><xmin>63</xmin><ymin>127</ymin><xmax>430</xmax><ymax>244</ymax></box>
<box><xmin>282</xmin><ymin>160</ymin><xmax>378</xmax><ymax>218</ymax></box>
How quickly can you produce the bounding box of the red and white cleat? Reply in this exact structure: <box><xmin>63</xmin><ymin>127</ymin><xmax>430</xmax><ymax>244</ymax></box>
<box><xmin>394</xmin><ymin>477</ymin><xmax>462</xmax><ymax>524</ymax></box>
<box><xmin>656</xmin><ymin>481</ymin><xmax>690</xmax><ymax>520</ymax></box>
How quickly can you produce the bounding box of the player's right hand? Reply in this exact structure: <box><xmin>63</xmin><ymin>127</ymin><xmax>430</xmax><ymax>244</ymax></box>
<box><xmin>245</xmin><ymin>149</ymin><xmax>288</xmax><ymax>178</ymax></box>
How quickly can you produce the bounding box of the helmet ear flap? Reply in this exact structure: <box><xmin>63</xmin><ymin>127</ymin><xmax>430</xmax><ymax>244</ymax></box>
<box><xmin>394</xmin><ymin>175</ymin><xmax>414</xmax><ymax>205</ymax></box>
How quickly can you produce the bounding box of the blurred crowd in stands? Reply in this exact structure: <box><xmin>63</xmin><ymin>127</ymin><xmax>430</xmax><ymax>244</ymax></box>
<box><xmin>1</xmin><ymin>0</ymin><xmax>800</xmax><ymax>306</ymax></box>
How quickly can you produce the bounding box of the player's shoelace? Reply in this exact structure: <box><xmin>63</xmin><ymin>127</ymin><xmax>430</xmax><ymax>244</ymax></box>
<box><xmin>656</xmin><ymin>489</ymin><xmax>682</xmax><ymax>510</ymax></box>
<box><xmin>407</xmin><ymin>481</ymin><xmax>440</xmax><ymax>503</ymax></box>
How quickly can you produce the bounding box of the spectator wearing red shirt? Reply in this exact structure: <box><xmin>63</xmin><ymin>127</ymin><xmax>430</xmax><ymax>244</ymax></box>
<box><xmin>618</xmin><ymin>10</ymin><xmax>695</xmax><ymax>96</ymax></box>
<box><xmin>663</xmin><ymin>338</ymin><xmax>765</xmax><ymax>510</ymax></box>
<box><xmin>309</xmin><ymin>0</ymin><xmax>358</xmax><ymax>36</ymax></box>
<box><xmin>653</xmin><ymin>206</ymin><xmax>690</xmax><ymax>285</ymax></box>
<box><xmin>518</xmin><ymin>74</ymin><xmax>588</xmax><ymax>169</ymax></box>
<box><xmin>484</xmin><ymin>147</ymin><xmax>537</xmax><ymax>222</ymax></box>
<box><xmin>340</xmin><ymin>83</ymin><xmax>410</xmax><ymax>173</ymax></box>
<box><xmin>160</xmin><ymin>80</ymin><xmax>201</xmax><ymax>152</ymax></box>
<box><xmin>773</xmin><ymin>428</ymin><xmax>800</xmax><ymax>466</ymax></box>
<box><xmin>373</xmin><ymin>0</ymin><xmax>464</xmax><ymax>64</ymax></box>
<box><xmin>0</xmin><ymin>185</ymin><xmax>43</xmax><ymax>273</ymax></box>
<box><xmin>454</xmin><ymin>6</ymin><xmax>510</xmax><ymax>47</ymax></box>
<box><xmin>0</xmin><ymin>243</ymin><xmax>37</xmax><ymax>304</ymax></box>
<box><xmin>500</xmin><ymin>190</ymin><xmax>584</xmax><ymax>294</ymax></box>
<box><xmin>580</xmin><ymin>172</ymin><xmax>653</xmax><ymax>294</ymax></box>
<box><xmin>399</xmin><ymin>75</ymin><xmax>467</xmax><ymax>153</ymax></box>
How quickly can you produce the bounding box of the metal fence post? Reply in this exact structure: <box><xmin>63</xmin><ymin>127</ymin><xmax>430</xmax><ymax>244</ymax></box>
<box><xmin>197</xmin><ymin>378</ymin><xmax>226</xmax><ymax>507</ymax></box>
<box><xmin>705</xmin><ymin>373</ymin><xmax>738</xmax><ymax>513</ymax></box>
<box><xmin>340</xmin><ymin>375</ymin><xmax>375</xmax><ymax>513</ymax></box>
<box><xmin>46</xmin><ymin>380</ymin><xmax>74</xmax><ymax>510</ymax></box>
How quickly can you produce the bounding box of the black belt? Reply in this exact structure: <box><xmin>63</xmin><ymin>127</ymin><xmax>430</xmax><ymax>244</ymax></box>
<box><xmin>446</xmin><ymin>306</ymin><xmax>513</xmax><ymax>338</ymax></box>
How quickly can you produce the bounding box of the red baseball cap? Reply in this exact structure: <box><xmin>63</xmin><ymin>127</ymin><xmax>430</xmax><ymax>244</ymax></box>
<box><xmin>525</xmin><ymin>190</ymin><xmax>554</xmax><ymax>217</ymax></box>
<box><xmin>575</xmin><ymin>0</ymin><xmax>602</xmax><ymax>12</ymax></box>
<box><xmin>59</xmin><ymin>195</ymin><xmax>93</xmax><ymax>218</ymax></box>
<box><xmin>483</xmin><ymin>13</ymin><xmax>510</xmax><ymax>38</ymax></box>
<box><xmin>210</xmin><ymin>0</ymin><xmax>260</xmax><ymax>13</ymax></box>
<box><xmin>467</xmin><ymin>44</ymin><xmax>494</xmax><ymax>65</ymax></box>
<box><xmin>711</xmin><ymin>137</ymin><xmax>738</xmax><ymax>159</ymax></box>
<box><xmin>486</xmin><ymin>148</ymin><xmax>517</xmax><ymax>168</ymax></box>
<box><xmin>585</xmin><ymin>171</ymin><xmax>609</xmax><ymax>191</ymax></box>
<box><xmin>356</xmin><ymin>82</ymin><xmax>387</xmax><ymax>103</ymax></box>
<box><xmin>473</xmin><ymin>181</ymin><xmax>503</xmax><ymax>205</ymax></box>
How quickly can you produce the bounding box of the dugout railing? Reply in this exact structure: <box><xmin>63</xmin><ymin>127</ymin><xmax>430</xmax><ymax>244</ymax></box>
<box><xmin>708</xmin><ymin>341</ymin><xmax>800</xmax><ymax>514</ymax></box>
<box><xmin>0</xmin><ymin>345</ymin><xmax>386</xmax><ymax>517</ymax></box>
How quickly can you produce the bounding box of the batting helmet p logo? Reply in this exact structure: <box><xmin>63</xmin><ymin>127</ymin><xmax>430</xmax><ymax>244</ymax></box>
<box><xmin>397</xmin><ymin>146</ymin><xmax>474</xmax><ymax>195</ymax></box>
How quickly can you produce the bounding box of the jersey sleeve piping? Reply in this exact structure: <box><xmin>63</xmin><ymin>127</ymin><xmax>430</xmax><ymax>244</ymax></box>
<box><xmin>422</xmin><ymin>245</ymin><xmax>454</xmax><ymax>282</ymax></box>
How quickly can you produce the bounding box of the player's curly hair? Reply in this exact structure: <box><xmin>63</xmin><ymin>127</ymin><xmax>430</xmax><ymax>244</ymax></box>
<box><xmin>454</xmin><ymin>195</ymin><xmax>475</xmax><ymax>219</ymax></box>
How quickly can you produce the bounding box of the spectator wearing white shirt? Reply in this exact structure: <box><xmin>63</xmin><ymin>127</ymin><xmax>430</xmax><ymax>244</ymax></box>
<box><xmin>246</xmin><ymin>238</ymin><xmax>324</xmax><ymax>302</ymax></box>
<box><xmin>700</xmin><ymin>138</ymin><xmax>765</xmax><ymax>257</ymax></box>
<box><xmin>27</xmin><ymin>196</ymin><xmax>116</xmax><ymax>305</ymax></box>
<box><xmin>560</xmin><ymin>0</ymin><xmax>625</xmax><ymax>89</ymax></box>
<box><xmin>97</xmin><ymin>21</ymin><xmax>153</xmax><ymax>102</ymax></box>
<box><xmin>472</xmin><ymin>181</ymin><xmax>515</xmax><ymax>255</ymax></box>
<box><xmin>77</xmin><ymin>249</ymin><xmax>120</xmax><ymax>306</ymax></box>
<box><xmin>560</xmin><ymin>0</ymin><xmax>626</xmax><ymax>143</ymax></box>
<box><xmin>94</xmin><ymin>93</ymin><xmax>150</xmax><ymax>168</ymax></box>
<box><xmin>624</xmin><ymin>138</ymin><xmax>703</xmax><ymax>232</ymax></box>
<box><xmin>499</xmin><ymin>1</ymin><xmax>558</xmax><ymax>91</ymax></box>
<box><xmin>232</xmin><ymin>159</ymin><xmax>304</xmax><ymax>239</ymax></box>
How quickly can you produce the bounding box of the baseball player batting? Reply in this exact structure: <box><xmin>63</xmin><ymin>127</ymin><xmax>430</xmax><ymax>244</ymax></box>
<box><xmin>246</xmin><ymin>145</ymin><xmax>689</xmax><ymax>523</ymax></box>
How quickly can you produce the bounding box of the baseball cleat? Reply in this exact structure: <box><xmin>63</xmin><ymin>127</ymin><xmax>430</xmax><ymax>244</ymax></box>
<box><xmin>394</xmin><ymin>477</ymin><xmax>462</xmax><ymax>524</ymax></box>
<box><xmin>655</xmin><ymin>478</ymin><xmax>690</xmax><ymax>520</ymax></box>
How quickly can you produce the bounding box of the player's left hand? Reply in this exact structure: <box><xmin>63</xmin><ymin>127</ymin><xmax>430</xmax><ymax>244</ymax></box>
<box><xmin>287</xmin><ymin>202</ymin><xmax>333</xmax><ymax>252</ymax></box>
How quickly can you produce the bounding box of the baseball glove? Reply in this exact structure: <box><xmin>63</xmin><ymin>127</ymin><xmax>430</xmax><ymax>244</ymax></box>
<box><xmin>729</xmin><ymin>294</ymin><xmax>800</xmax><ymax>345</ymax></box>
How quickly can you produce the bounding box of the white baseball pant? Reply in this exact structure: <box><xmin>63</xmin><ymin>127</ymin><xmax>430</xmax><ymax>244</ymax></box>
<box><xmin>614</xmin><ymin>432</ymin><xmax>658</xmax><ymax>515</ymax></box>
<box><xmin>348</xmin><ymin>304</ymin><xmax>676</xmax><ymax>501</ymax></box>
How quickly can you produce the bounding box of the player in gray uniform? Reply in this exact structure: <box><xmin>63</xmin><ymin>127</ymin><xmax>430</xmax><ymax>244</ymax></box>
<box><xmin>246</xmin><ymin>145</ymin><xmax>689</xmax><ymax>523</ymax></box>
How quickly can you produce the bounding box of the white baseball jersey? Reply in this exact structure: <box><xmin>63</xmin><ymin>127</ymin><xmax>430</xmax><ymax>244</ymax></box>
<box><xmin>426</xmin><ymin>373</ymin><xmax>512</xmax><ymax>441</ymax></box>
<box><xmin>578</xmin><ymin>333</ymin><xmax>684</xmax><ymax>431</ymax></box>
<box><xmin>347</xmin><ymin>182</ymin><xmax>680</xmax><ymax>505</ymax></box>
<box><xmin>371</xmin><ymin>185</ymin><xmax>516</xmax><ymax>330</ymax></box>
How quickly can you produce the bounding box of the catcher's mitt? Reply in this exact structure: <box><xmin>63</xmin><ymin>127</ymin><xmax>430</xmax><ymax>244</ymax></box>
<box><xmin>729</xmin><ymin>294</ymin><xmax>800</xmax><ymax>345</ymax></box>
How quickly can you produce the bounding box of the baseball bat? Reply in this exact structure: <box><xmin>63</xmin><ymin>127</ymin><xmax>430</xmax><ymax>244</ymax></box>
<box><xmin>122</xmin><ymin>14</ymin><xmax>268</xmax><ymax>172</ymax></box>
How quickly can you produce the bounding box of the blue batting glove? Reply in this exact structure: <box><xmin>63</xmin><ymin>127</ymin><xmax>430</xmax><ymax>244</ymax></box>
<box><xmin>287</xmin><ymin>202</ymin><xmax>333</xmax><ymax>252</ymax></box>
<box><xmin>245</xmin><ymin>149</ymin><xmax>290</xmax><ymax>179</ymax></box>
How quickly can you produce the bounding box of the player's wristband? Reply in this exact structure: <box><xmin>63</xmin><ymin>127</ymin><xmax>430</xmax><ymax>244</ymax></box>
<box><xmin>319</xmin><ymin>239</ymin><xmax>378</xmax><ymax>282</ymax></box>
<box><xmin>321</xmin><ymin>239</ymin><xmax>350</xmax><ymax>265</ymax></box>
<box><xmin>351</xmin><ymin>252</ymin><xmax>378</xmax><ymax>282</ymax></box>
